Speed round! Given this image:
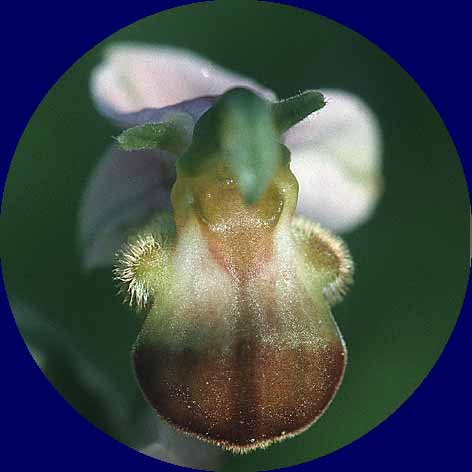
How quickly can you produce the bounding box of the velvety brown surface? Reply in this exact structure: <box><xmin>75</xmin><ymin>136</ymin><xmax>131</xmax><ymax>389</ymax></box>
<box><xmin>133</xmin><ymin>333</ymin><xmax>346</xmax><ymax>450</ymax></box>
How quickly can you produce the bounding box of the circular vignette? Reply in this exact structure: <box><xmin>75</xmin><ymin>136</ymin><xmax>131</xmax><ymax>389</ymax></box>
<box><xmin>1</xmin><ymin>2</ymin><xmax>470</xmax><ymax>472</ymax></box>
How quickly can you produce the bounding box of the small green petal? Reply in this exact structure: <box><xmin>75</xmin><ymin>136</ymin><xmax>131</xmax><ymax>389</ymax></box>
<box><xmin>116</xmin><ymin>112</ymin><xmax>193</xmax><ymax>155</ymax></box>
<box><xmin>272</xmin><ymin>90</ymin><xmax>325</xmax><ymax>134</ymax></box>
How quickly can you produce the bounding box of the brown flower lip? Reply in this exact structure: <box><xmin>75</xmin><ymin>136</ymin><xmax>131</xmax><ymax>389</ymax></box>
<box><xmin>117</xmin><ymin>163</ymin><xmax>353</xmax><ymax>453</ymax></box>
<box><xmin>133</xmin><ymin>338</ymin><xmax>346</xmax><ymax>453</ymax></box>
<box><xmin>132</xmin><ymin>263</ymin><xmax>348</xmax><ymax>454</ymax></box>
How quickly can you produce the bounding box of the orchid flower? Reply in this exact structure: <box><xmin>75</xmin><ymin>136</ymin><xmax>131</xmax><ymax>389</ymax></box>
<box><xmin>78</xmin><ymin>43</ymin><xmax>383</xmax><ymax>462</ymax></box>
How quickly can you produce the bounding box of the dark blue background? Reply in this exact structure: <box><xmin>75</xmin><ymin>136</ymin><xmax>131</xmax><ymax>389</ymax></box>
<box><xmin>1</xmin><ymin>1</ymin><xmax>470</xmax><ymax>470</ymax></box>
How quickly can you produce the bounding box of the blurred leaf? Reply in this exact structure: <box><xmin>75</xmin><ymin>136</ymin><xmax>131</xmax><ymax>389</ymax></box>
<box><xmin>11</xmin><ymin>299</ymin><xmax>130</xmax><ymax>436</ymax></box>
<box><xmin>138</xmin><ymin>418</ymin><xmax>225</xmax><ymax>470</ymax></box>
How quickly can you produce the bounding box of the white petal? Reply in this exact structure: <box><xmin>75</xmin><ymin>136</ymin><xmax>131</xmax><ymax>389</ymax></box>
<box><xmin>78</xmin><ymin>147</ymin><xmax>175</xmax><ymax>270</ymax></box>
<box><xmin>140</xmin><ymin>421</ymin><xmax>223</xmax><ymax>470</ymax></box>
<box><xmin>285</xmin><ymin>89</ymin><xmax>383</xmax><ymax>233</ymax></box>
<box><xmin>103</xmin><ymin>96</ymin><xmax>217</xmax><ymax>128</ymax></box>
<box><xmin>91</xmin><ymin>43</ymin><xmax>275</xmax><ymax>117</ymax></box>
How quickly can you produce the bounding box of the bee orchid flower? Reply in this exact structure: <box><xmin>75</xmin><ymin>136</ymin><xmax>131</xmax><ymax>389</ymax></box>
<box><xmin>78</xmin><ymin>44</ymin><xmax>382</xmax><ymax>458</ymax></box>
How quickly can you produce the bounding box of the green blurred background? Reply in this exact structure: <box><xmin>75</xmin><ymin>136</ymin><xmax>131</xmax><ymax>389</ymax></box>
<box><xmin>1</xmin><ymin>0</ymin><xmax>470</xmax><ymax>470</ymax></box>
